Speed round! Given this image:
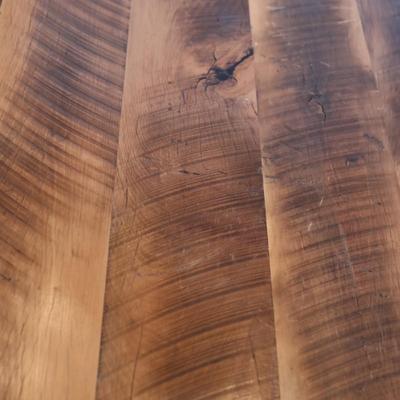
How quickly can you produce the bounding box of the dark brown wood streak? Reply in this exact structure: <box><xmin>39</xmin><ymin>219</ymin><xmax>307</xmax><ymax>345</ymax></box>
<box><xmin>96</xmin><ymin>1</ymin><xmax>279</xmax><ymax>399</ymax></box>
<box><xmin>250</xmin><ymin>0</ymin><xmax>400</xmax><ymax>399</ymax></box>
<box><xmin>0</xmin><ymin>0</ymin><xmax>130</xmax><ymax>399</ymax></box>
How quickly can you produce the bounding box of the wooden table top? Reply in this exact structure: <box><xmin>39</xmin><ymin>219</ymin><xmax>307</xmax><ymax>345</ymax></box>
<box><xmin>1</xmin><ymin>0</ymin><xmax>400</xmax><ymax>399</ymax></box>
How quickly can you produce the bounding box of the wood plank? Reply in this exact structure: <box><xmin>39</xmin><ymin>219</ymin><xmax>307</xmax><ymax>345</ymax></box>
<box><xmin>0</xmin><ymin>0</ymin><xmax>130</xmax><ymax>398</ymax></box>
<box><xmin>96</xmin><ymin>1</ymin><xmax>279</xmax><ymax>399</ymax></box>
<box><xmin>249</xmin><ymin>0</ymin><xmax>400</xmax><ymax>399</ymax></box>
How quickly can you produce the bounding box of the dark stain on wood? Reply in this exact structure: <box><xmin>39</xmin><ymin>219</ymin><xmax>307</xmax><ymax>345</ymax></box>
<box><xmin>176</xmin><ymin>0</ymin><xmax>250</xmax><ymax>45</ymax></box>
<box><xmin>196</xmin><ymin>47</ymin><xmax>254</xmax><ymax>89</ymax></box>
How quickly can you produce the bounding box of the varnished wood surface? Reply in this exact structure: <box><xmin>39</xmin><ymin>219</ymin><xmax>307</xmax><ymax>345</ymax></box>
<box><xmin>96</xmin><ymin>1</ymin><xmax>278</xmax><ymax>399</ymax></box>
<box><xmin>4</xmin><ymin>0</ymin><xmax>400</xmax><ymax>399</ymax></box>
<box><xmin>0</xmin><ymin>0</ymin><xmax>130</xmax><ymax>399</ymax></box>
<box><xmin>250</xmin><ymin>0</ymin><xmax>400</xmax><ymax>399</ymax></box>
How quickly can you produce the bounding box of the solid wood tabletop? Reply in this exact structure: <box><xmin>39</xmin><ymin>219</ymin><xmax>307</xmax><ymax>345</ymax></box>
<box><xmin>3</xmin><ymin>0</ymin><xmax>400</xmax><ymax>399</ymax></box>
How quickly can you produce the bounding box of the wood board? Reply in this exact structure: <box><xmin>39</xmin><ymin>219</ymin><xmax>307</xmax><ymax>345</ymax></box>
<box><xmin>250</xmin><ymin>0</ymin><xmax>400</xmax><ymax>398</ymax></box>
<box><xmin>96</xmin><ymin>1</ymin><xmax>279</xmax><ymax>399</ymax></box>
<box><xmin>0</xmin><ymin>0</ymin><xmax>130</xmax><ymax>399</ymax></box>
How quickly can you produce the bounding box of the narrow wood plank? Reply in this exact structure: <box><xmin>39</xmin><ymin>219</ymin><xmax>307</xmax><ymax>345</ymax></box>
<box><xmin>250</xmin><ymin>1</ymin><xmax>400</xmax><ymax>399</ymax></box>
<box><xmin>0</xmin><ymin>0</ymin><xmax>130</xmax><ymax>398</ymax></box>
<box><xmin>97</xmin><ymin>1</ymin><xmax>279</xmax><ymax>399</ymax></box>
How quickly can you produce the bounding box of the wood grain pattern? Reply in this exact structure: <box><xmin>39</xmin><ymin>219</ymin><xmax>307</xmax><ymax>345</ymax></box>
<box><xmin>357</xmin><ymin>0</ymin><xmax>400</xmax><ymax>168</ymax></box>
<box><xmin>7</xmin><ymin>0</ymin><xmax>400</xmax><ymax>398</ymax></box>
<box><xmin>96</xmin><ymin>1</ymin><xmax>279</xmax><ymax>399</ymax></box>
<box><xmin>0</xmin><ymin>0</ymin><xmax>130</xmax><ymax>398</ymax></box>
<box><xmin>250</xmin><ymin>0</ymin><xmax>400</xmax><ymax>399</ymax></box>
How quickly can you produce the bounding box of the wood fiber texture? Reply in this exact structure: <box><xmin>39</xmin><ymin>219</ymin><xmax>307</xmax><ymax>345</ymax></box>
<box><xmin>5</xmin><ymin>0</ymin><xmax>400</xmax><ymax>399</ymax></box>
<box><xmin>0</xmin><ymin>0</ymin><xmax>130</xmax><ymax>399</ymax></box>
<box><xmin>357</xmin><ymin>0</ymin><xmax>400</xmax><ymax>166</ymax></box>
<box><xmin>250</xmin><ymin>0</ymin><xmax>400</xmax><ymax>399</ymax></box>
<box><xmin>96</xmin><ymin>1</ymin><xmax>279</xmax><ymax>399</ymax></box>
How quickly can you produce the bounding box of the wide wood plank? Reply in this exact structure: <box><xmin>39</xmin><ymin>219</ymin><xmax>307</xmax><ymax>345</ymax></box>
<box><xmin>250</xmin><ymin>0</ymin><xmax>400</xmax><ymax>399</ymax></box>
<box><xmin>0</xmin><ymin>0</ymin><xmax>130</xmax><ymax>398</ymax></box>
<box><xmin>96</xmin><ymin>1</ymin><xmax>279</xmax><ymax>399</ymax></box>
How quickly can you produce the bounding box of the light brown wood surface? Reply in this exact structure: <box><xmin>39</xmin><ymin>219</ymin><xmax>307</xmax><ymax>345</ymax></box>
<box><xmin>0</xmin><ymin>0</ymin><xmax>130</xmax><ymax>399</ymax></box>
<box><xmin>4</xmin><ymin>0</ymin><xmax>400</xmax><ymax>399</ymax></box>
<box><xmin>96</xmin><ymin>1</ymin><xmax>278</xmax><ymax>399</ymax></box>
<box><xmin>250</xmin><ymin>0</ymin><xmax>400</xmax><ymax>399</ymax></box>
